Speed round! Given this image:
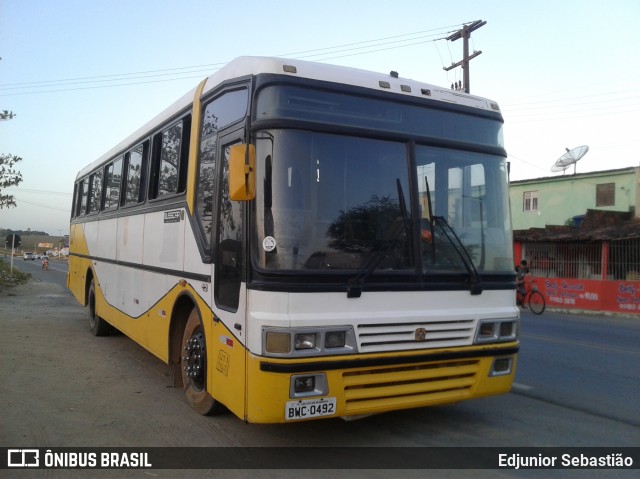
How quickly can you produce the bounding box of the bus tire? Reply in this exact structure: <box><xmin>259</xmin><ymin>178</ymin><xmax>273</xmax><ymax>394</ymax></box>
<box><xmin>181</xmin><ymin>309</ymin><xmax>217</xmax><ymax>415</ymax></box>
<box><xmin>88</xmin><ymin>279</ymin><xmax>111</xmax><ymax>336</ymax></box>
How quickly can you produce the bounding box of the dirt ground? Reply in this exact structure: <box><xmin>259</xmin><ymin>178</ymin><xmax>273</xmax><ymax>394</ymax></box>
<box><xmin>1</xmin><ymin>280</ymin><xmax>457</xmax><ymax>479</ymax></box>
<box><xmin>0</xmin><ymin>280</ymin><xmax>221</xmax><ymax>445</ymax></box>
<box><xmin>0</xmin><ymin>280</ymin><xmax>255</xmax><ymax>478</ymax></box>
<box><xmin>4</xmin><ymin>278</ymin><xmax>638</xmax><ymax>479</ymax></box>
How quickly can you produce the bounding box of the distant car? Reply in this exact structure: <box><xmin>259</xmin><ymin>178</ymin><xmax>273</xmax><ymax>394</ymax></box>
<box><xmin>23</xmin><ymin>253</ymin><xmax>35</xmax><ymax>260</ymax></box>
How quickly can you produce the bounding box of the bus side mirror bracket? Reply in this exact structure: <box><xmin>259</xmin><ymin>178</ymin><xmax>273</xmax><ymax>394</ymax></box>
<box><xmin>229</xmin><ymin>144</ymin><xmax>256</xmax><ymax>201</ymax></box>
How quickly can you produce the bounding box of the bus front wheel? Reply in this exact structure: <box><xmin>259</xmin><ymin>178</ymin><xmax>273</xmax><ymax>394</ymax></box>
<box><xmin>181</xmin><ymin>309</ymin><xmax>217</xmax><ymax>415</ymax></box>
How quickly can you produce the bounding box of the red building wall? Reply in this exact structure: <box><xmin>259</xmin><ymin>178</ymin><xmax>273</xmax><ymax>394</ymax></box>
<box><xmin>514</xmin><ymin>239</ymin><xmax>640</xmax><ymax>315</ymax></box>
<box><xmin>537</xmin><ymin>278</ymin><xmax>640</xmax><ymax>315</ymax></box>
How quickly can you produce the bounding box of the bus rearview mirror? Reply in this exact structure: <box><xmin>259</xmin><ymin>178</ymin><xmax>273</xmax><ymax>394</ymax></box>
<box><xmin>229</xmin><ymin>144</ymin><xmax>256</xmax><ymax>201</ymax></box>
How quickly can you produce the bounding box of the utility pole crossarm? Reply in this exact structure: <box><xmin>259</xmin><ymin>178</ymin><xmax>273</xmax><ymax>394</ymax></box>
<box><xmin>443</xmin><ymin>50</ymin><xmax>483</xmax><ymax>71</ymax></box>
<box><xmin>445</xmin><ymin>20</ymin><xmax>486</xmax><ymax>42</ymax></box>
<box><xmin>443</xmin><ymin>20</ymin><xmax>487</xmax><ymax>93</ymax></box>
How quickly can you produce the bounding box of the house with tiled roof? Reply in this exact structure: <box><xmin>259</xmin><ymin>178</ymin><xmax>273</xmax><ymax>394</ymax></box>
<box><xmin>509</xmin><ymin>166</ymin><xmax>640</xmax><ymax>315</ymax></box>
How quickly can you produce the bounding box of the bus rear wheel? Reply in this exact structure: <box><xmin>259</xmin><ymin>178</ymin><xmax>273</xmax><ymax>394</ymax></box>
<box><xmin>181</xmin><ymin>309</ymin><xmax>217</xmax><ymax>415</ymax></box>
<box><xmin>88</xmin><ymin>279</ymin><xmax>111</xmax><ymax>336</ymax></box>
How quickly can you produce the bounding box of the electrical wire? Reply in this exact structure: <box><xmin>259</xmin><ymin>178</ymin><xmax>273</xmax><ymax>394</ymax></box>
<box><xmin>11</xmin><ymin>197</ymin><xmax>70</xmax><ymax>213</ymax></box>
<box><xmin>7</xmin><ymin>188</ymin><xmax>72</xmax><ymax>196</ymax></box>
<box><xmin>0</xmin><ymin>22</ymin><xmax>476</xmax><ymax>97</ymax></box>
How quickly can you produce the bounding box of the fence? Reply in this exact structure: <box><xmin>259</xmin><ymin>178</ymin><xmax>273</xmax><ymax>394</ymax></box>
<box><xmin>517</xmin><ymin>238</ymin><xmax>640</xmax><ymax>315</ymax></box>
<box><xmin>521</xmin><ymin>238</ymin><xmax>640</xmax><ymax>281</ymax></box>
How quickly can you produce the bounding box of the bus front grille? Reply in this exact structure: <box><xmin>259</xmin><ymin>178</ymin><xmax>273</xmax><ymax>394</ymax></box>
<box><xmin>341</xmin><ymin>359</ymin><xmax>479</xmax><ymax>412</ymax></box>
<box><xmin>356</xmin><ymin>320</ymin><xmax>475</xmax><ymax>353</ymax></box>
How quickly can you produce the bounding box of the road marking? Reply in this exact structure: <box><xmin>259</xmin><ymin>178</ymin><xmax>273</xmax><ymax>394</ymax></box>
<box><xmin>511</xmin><ymin>382</ymin><xmax>533</xmax><ymax>391</ymax></box>
<box><xmin>522</xmin><ymin>333</ymin><xmax>639</xmax><ymax>355</ymax></box>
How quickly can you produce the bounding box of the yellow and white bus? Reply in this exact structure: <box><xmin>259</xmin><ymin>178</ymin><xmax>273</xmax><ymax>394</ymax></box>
<box><xmin>68</xmin><ymin>57</ymin><xmax>518</xmax><ymax>423</ymax></box>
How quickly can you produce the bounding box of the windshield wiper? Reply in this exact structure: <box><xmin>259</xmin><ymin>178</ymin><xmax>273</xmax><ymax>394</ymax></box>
<box><xmin>432</xmin><ymin>217</ymin><xmax>483</xmax><ymax>295</ymax></box>
<box><xmin>347</xmin><ymin>179</ymin><xmax>409</xmax><ymax>298</ymax></box>
<box><xmin>424</xmin><ymin>177</ymin><xmax>482</xmax><ymax>295</ymax></box>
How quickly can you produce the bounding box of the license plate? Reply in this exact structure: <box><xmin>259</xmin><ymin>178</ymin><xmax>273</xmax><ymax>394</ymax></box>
<box><xmin>285</xmin><ymin>397</ymin><xmax>337</xmax><ymax>421</ymax></box>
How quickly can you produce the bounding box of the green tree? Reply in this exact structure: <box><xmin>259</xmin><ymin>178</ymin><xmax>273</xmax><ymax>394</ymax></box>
<box><xmin>1</xmin><ymin>110</ymin><xmax>23</xmax><ymax>208</ymax></box>
<box><xmin>1</xmin><ymin>110</ymin><xmax>17</xmax><ymax>120</ymax></box>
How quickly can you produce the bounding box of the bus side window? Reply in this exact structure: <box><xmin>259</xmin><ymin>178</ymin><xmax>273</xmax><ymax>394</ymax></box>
<box><xmin>196</xmin><ymin>88</ymin><xmax>248</xmax><ymax>251</ymax></box>
<box><xmin>215</xmin><ymin>139</ymin><xmax>244</xmax><ymax>311</ymax></box>
<box><xmin>150</xmin><ymin>117</ymin><xmax>190</xmax><ymax>199</ymax></box>
<box><xmin>123</xmin><ymin>142</ymin><xmax>148</xmax><ymax>206</ymax></box>
<box><xmin>196</xmin><ymin>129</ymin><xmax>216</xmax><ymax>249</ymax></box>
<box><xmin>88</xmin><ymin>170</ymin><xmax>102</xmax><ymax>214</ymax></box>
<box><xmin>79</xmin><ymin>178</ymin><xmax>89</xmax><ymax>216</ymax></box>
<box><xmin>72</xmin><ymin>182</ymin><xmax>79</xmax><ymax>218</ymax></box>
<box><xmin>103</xmin><ymin>157</ymin><xmax>123</xmax><ymax>210</ymax></box>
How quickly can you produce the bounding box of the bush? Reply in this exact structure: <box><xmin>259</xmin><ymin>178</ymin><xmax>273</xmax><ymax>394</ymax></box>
<box><xmin>0</xmin><ymin>258</ymin><xmax>30</xmax><ymax>289</ymax></box>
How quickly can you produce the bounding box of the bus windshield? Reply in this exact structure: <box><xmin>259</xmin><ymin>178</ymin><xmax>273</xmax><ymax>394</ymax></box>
<box><xmin>254</xmin><ymin>130</ymin><xmax>513</xmax><ymax>276</ymax></box>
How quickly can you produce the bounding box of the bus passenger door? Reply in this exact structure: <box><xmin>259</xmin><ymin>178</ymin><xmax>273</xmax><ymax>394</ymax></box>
<box><xmin>210</xmin><ymin>131</ymin><xmax>247</xmax><ymax>419</ymax></box>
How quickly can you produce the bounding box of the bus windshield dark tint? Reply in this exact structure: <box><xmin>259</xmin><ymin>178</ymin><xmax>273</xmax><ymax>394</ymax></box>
<box><xmin>253</xmin><ymin>130</ymin><xmax>513</xmax><ymax>275</ymax></box>
<box><xmin>255</xmin><ymin>85</ymin><xmax>504</xmax><ymax>149</ymax></box>
<box><xmin>255</xmin><ymin>131</ymin><xmax>412</xmax><ymax>272</ymax></box>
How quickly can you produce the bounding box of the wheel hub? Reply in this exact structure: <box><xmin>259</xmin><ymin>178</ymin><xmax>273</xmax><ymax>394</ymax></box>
<box><xmin>183</xmin><ymin>332</ymin><xmax>206</xmax><ymax>389</ymax></box>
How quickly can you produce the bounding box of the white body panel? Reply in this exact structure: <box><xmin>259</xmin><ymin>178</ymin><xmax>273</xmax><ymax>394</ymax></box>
<box><xmin>142</xmin><ymin>210</ymin><xmax>185</xmax><ymax>271</ymax></box>
<box><xmin>247</xmin><ymin>289</ymin><xmax>518</xmax><ymax>355</ymax></box>
<box><xmin>83</xmin><ymin>210</ymin><xmax>211</xmax><ymax>320</ymax></box>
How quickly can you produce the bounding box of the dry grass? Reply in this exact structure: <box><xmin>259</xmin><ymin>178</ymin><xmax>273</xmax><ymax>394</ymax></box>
<box><xmin>0</xmin><ymin>253</ymin><xmax>31</xmax><ymax>292</ymax></box>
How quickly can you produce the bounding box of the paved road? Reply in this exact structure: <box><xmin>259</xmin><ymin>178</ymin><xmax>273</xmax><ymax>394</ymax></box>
<box><xmin>1</xmin><ymin>268</ymin><xmax>638</xmax><ymax>478</ymax></box>
<box><xmin>6</xmin><ymin>255</ymin><xmax>68</xmax><ymax>289</ymax></box>
<box><xmin>515</xmin><ymin>310</ymin><xmax>640</xmax><ymax>427</ymax></box>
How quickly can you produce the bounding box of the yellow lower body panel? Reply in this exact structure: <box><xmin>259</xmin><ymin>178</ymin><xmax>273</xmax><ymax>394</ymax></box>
<box><xmin>245</xmin><ymin>345</ymin><xmax>517</xmax><ymax>423</ymax></box>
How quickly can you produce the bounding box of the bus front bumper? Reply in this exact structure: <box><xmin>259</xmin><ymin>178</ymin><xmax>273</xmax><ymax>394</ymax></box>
<box><xmin>245</xmin><ymin>343</ymin><xmax>518</xmax><ymax>423</ymax></box>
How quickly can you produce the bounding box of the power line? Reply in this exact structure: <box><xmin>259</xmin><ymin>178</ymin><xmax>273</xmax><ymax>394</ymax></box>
<box><xmin>279</xmin><ymin>30</ymin><xmax>456</xmax><ymax>62</ymax></box>
<box><xmin>7</xmin><ymin>188</ymin><xmax>72</xmax><ymax>196</ymax></box>
<box><xmin>506</xmin><ymin>109</ymin><xmax>640</xmax><ymax>125</ymax></box>
<box><xmin>0</xmin><ymin>67</ymin><xmax>220</xmax><ymax>91</ymax></box>
<box><xmin>503</xmin><ymin>88</ymin><xmax>640</xmax><ymax>110</ymax></box>
<box><xmin>0</xmin><ymin>63</ymin><xmax>227</xmax><ymax>89</ymax></box>
<box><xmin>508</xmin><ymin>153</ymin><xmax>548</xmax><ymax>173</ymax></box>
<box><xmin>277</xmin><ymin>24</ymin><xmax>465</xmax><ymax>58</ymax></box>
<box><xmin>0</xmin><ymin>74</ymin><xmax>209</xmax><ymax>97</ymax></box>
<box><xmin>291</xmin><ymin>37</ymin><xmax>447</xmax><ymax>63</ymax></box>
<box><xmin>0</xmin><ymin>23</ymin><xmax>473</xmax><ymax>97</ymax></box>
<box><xmin>12</xmin><ymin>197</ymin><xmax>70</xmax><ymax>213</ymax></box>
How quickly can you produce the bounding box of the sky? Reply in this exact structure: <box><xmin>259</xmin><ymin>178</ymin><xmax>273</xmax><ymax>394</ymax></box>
<box><xmin>1</xmin><ymin>0</ymin><xmax>639</xmax><ymax>235</ymax></box>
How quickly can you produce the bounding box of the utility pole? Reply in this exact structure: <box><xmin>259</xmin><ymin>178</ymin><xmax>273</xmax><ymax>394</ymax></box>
<box><xmin>443</xmin><ymin>20</ymin><xmax>487</xmax><ymax>94</ymax></box>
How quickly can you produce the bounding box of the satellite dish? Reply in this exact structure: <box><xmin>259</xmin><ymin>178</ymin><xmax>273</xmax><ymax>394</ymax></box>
<box><xmin>551</xmin><ymin>145</ymin><xmax>589</xmax><ymax>174</ymax></box>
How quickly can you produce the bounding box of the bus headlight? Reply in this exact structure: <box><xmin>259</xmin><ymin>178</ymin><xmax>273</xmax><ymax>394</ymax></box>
<box><xmin>266</xmin><ymin>332</ymin><xmax>291</xmax><ymax>354</ymax></box>
<box><xmin>263</xmin><ymin>326</ymin><xmax>357</xmax><ymax>357</ymax></box>
<box><xmin>474</xmin><ymin>319</ymin><xmax>518</xmax><ymax>344</ymax></box>
<box><xmin>325</xmin><ymin>331</ymin><xmax>346</xmax><ymax>349</ymax></box>
<box><xmin>295</xmin><ymin>333</ymin><xmax>317</xmax><ymax>350</ymax></box>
